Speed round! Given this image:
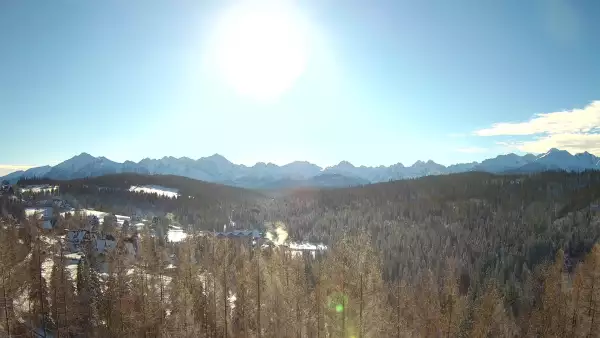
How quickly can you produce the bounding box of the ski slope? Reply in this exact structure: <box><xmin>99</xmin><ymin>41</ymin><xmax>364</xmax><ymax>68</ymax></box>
<box><xmin>129</xmin><ymin>185</ymin><xmax>179</xmax><ymax>198</ymax></box>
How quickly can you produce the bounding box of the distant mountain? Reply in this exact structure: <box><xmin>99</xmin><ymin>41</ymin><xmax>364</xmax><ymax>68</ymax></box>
<box><xmin>280</xmin><ymin>161</ymin><xmax>322</xmax><ymax>179</ymax></box>
<box><xmin>265</xmin><ymin>173</ymin><xmax>370</xmax><ymax>190</ymax></box>
<box><xmin>474</xmin><ymin>153</ymin><xmax>535</xmax><ymax>173</ymax></box>
<box><xmin>1</xmin><ymin>165</ymin><xmax>52</xmax><ymax>181</ymax></box>
<box><xmin>3</xmin><ymin>148</ymin><xmax>600</xmax><ymax>188</ymax></box>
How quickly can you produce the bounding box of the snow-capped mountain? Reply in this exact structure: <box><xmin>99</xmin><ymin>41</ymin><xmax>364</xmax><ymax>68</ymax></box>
<box><xmin>3</xmin><ymin>149</ymin><xmax>600</xmax><ymax>188</ymax></box>
<box><xmin>280</xmin><ymin>161</ymin><xmax>322</xmax><ymax>179</ymax></box>
<box><xmin>536</xmin><ymin>148</ymin><xmax>587</xmax><ymax>170</ymax></box>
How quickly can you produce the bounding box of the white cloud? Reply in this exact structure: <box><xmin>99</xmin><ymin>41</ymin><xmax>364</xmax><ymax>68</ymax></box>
<box><xmin>500</xmin><ymin>134</ymin><xmax>600</xmax><ymax>155</ymax></box>
<box><xmin>0</xmin><ymin>165</ymin><xmax>33</xmax><ymax>177</ymax></box>
<box><xmin>473</xmin><ymin>101</ymin><xmax>600</xmax><ymax>155</ymax></box>
<box><xmin>455</xmin><ymin>147</ymin><xmax>487</xmax><ymax>153</ymax></box>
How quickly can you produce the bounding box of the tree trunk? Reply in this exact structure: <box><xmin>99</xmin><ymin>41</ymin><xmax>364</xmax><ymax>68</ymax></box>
<box><xmin>224</xmin><ymin>268</ymin><xmax>228</xmax><ymax>338</ymax></box>
<box><xmin>257</xmin><ymin>247</ymin><xmax>261</xmax><ymax>338</ymax></box>
<box><xmin>342</xmin><ymin>278</ymin><xmax>346</xmax><ymax>338</ymax></box>
<box><xmin>37</xmin><ymin>236</ymin><xmax>46</xmax><ymax>338</ymax></box>
<box><xmin>2</xmin><ymin>266</ymin><xmax>10</xmax><ymax>338</ymax></box>
<box><xmin>359</xmin><ymin>274</ymin><xmax>363</xmax><ymax>338</ymax></box>
<box><xmin>397</xmin><ymin>282</ymin><xmax>400</xmax><ymax>338</ymax></box>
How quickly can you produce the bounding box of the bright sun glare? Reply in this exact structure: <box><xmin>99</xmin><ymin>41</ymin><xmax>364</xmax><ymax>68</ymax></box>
<box><xmin>210</xmin><ymin>2</ymin><xmax>311</xmax><ymax>102</ymax></box>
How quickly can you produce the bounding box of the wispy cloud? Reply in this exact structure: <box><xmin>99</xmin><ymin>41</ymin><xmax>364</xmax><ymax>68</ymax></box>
<box><xmin>455</xmin><ymin>146</ymin><xmax>487</xmax><ymax>154</ymax></box>
<box><xmin>0</xmin><ymin>165</ymin><xmax>33</xmax><ymax>177</ymax></box>
<box><xmin>473</xmin><ymin>101</ymin><xmax>600</xmax><ymax>154</ymax></box>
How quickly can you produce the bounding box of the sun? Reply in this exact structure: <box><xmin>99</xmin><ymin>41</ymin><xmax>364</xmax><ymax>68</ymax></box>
<box><xmin>209</xmin><ymin>2</ymin><xmax>311</xmax><ymax>102</ymax></box>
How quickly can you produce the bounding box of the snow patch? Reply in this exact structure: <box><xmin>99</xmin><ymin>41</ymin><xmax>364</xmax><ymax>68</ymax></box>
<box><xmin>59</xmin><ymin>209</ymin><xmax>130</xmax><ymax>225</ymax></box>
<box><xmin>41</xmin><ymin>258</ymin><xmax>54</xmax><ymax>288</ymax></box>
<box><xmin>167</xmin><ymin>227</ymin><xmax>187</xmax><ymax>242</ymax></box>
<box><xmin>129</xmin><ymin>185</ymin><xmax>179</xmax><ymax>198</ymax></box>
<box><xmin>287</xmin><ymin>242</ymin><xmax>328</xmax><ymax>251</ymax></box>
<box><xmin>40</xmin><ymin>235</ymin><xmax>58</xmax><ymax>246</ymax></box>
<box><xmin>25</xmin><ymin>207</ymin><xmax>52</xmax><ymax>219</ymax></box>
<box><xmin>20</xmin><ymin>185</ymin><xmax>58</xmax><ymax>194</ymax></box>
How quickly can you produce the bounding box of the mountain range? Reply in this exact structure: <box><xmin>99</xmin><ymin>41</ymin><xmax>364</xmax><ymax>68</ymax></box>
<box><xmin>2</xmin><ymin>148</ymin><xmax>600</xmax><ymax>189</ymax></box>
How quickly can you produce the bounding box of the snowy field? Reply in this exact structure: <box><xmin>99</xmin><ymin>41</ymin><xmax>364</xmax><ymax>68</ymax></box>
<box><xmin>129</xmin><ymin>185</ymin><xmax>179</xmax><ymax>198</ymax></box>
<box><xmin>286</xmin><ymin>242</ymin><xmax>328</xmax><ymax>258</ymax></box>
<box><xmin>20</xmin><ymin>185</ymin><xmax>58</xmax><ymax>194</ymax></box>
<box><xmin>167</xmin><ymin>224</ymin><xmax>187</xmax><ymax>242</ymax></box>
<box><xmin>287</xmin><ymin>242</ymin><xmax>328</xmax><ymax>251</ymax></box>
<box><xmin>25</xmin><ymin>207</ymin><xmax>54</xmax><ymax>228</ymax></box>
<box><xmin>60</xmin><ymin>209</ymin><xmax>131</xmax><ymax>225</ymax></box>
<box><xmin>25</xmin><ymin>207</ymin><xmax>53</xmax><ymax>218</ymax></box>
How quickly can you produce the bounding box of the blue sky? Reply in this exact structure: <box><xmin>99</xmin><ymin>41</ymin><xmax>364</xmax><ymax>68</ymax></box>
<box><xmin>2</xmin><ymin>0</ymin><xmax>600</xmax><ymax>175</ymax></box>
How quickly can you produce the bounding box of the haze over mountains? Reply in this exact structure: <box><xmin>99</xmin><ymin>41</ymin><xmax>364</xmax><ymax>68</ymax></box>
<box><xmin>3</xmin><ymin>148</ymin><xmax>600</xmax><ymax>188</ymax></box>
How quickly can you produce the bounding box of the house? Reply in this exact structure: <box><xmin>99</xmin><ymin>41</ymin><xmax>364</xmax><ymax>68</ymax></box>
<box><xmin>214</xmin><ymin>229</ymin><xmax>263</xmax><ymax>240</ymax></box>
<box><xmin>66</xmin><ymin>229</ymin><xmax>124</xmax><ymax>256</ymax></box>
<box><xmin>67</xmin><ymin>229</ymin><xmax>88</xmax><ymax>247</ymax></box>
<box><xmin>51</xmin><ymin>197</ymin><xmax>71</xmax><ymax>209</ymax></box>
<box><xmin>25</xmin><ymin>207</ymin><xmax>56</xmax><ymax>229</ymax></box>
<box><xmin>67</xmin><ymin>229</ymin><xmax>92</xmax><ymax>251</ymax></box>
<box><xmin>94</xmin><ymin>238</ymin><xmax>117</xmax><ymax>255</ymax></box>
<box><xmin>0</xmin><ymin>181</ymin><xmax>14</xmax><ymax>195</ymax></box>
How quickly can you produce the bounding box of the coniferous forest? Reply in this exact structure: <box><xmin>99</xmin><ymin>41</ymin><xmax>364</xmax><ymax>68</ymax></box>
<box><xmin>2</xmin><ymin>170</ymin><xmax>600</xmax><ymax>337</ymax></box>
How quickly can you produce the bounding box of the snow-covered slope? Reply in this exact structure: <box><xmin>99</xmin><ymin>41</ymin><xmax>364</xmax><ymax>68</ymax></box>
<box><xmin>22</xmin><ymin>165</ymin><xmax>52</xmax><ymax>178</ymax></box>
<box><xmin>475</xmin><ymin>153</ymin><xmax>536</xmax><ymax>173</ymax></box>
<box><xmin>535</xmin><ymin>148</ymin><xmax>600</xmax><ymax>171</ymax></box>
<box><xmin>2</xmin><ymin>148</ymin><xmax>600</xmax><ymax>188</ymax></box>
<box><xmin>280</xmin><ymin>161</ymin><xmax>322</xmax><ymax>178</ymax></box>
<box><xmin>129</xmin><ymin>185</ymin><xmax>179</xmax><ymax>198</ymax></box>
<box><xmin>1</xmin><ymin>165</ymin><xmax>52</xmax><ymax>181</ymax></box>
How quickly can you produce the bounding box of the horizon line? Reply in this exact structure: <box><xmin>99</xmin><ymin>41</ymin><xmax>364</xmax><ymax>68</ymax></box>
<box><xmin>2</xmin><ymin>147</ymin><xmax>590</xmax><ymax>177</ymax></box>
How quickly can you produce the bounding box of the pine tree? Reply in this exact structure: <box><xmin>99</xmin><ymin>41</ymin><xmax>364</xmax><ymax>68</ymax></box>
<box><xmin>0</xmin><ymin>222</ymin><xmax>19</xmax><ymax>337</ymax></box>
<box><xmin>49</xmin><ymin>246</ymin><xmax>76</xmax><ymax>337</ymax></box>
<box><xmin>75</xmin><ymin>256</ymin><xmax>101</xmax><ymax>337</ymax></box>
<box><xmin>102</xmin><ymin>237</ymin><xmax>132</xmax><ymax>337</ymax></box>
<box><xmin>27</xmin><ymin>225</ymin><xmax>50</xmax><ymax>337</ymax></box>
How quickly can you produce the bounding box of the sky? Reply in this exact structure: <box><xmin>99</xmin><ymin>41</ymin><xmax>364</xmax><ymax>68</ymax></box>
<box><xmin>2</xmin><ymin>0</ymin><xmax>600</xmax><ymax>176</ymax></box>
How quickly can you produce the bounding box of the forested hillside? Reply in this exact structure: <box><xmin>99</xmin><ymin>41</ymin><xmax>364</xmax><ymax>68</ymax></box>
<box><xmin>16</xmin><ymin>174</ymin><xmax>268</xmax><ymax>231</ymax></box>
<box><xmin>2</xmin><ymin>170</ymin><xmax>600</xmax><ymax>337</ymax></box>
<box><xmin>269</xmin><ymin>171</ymin><xmax>600</xmax><ymax>278</ymax></box>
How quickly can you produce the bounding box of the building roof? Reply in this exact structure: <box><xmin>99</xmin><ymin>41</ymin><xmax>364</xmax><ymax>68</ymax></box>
<box><xmin>215</xmin><ymin>229</ymin><xmax>262</xmax><ymax>239</ymax></box>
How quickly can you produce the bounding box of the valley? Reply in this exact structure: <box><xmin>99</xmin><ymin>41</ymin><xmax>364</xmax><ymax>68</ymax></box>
<box><xmin>2</xmin><ymin>169</ymin><xmax>600</xmax><ymax>337</ymax></box>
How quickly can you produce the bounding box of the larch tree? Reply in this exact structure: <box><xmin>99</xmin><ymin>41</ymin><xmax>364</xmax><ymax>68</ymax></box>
<box><xmin>470</xmin><ymin>280</ymin><xmax>515</xmax><ymax>338</ymax></box>
<box><xmin>569</xmin><ymin>264</ymin><xmax>586</xmax><ymax>337</ymax></box>
<box><xmin>580</xmin><ymin>243</ymin><xmax>600</xmax><ymax>337</ymax></box>
<box><xmin>439</xmin><ymin>260</ymin><xmax>467</xmax><ymax>338</ymax></box>
<box><xmin>528</xmin><ymin>249</ymin><xmax>569</xmax><ymax>337</ymax></box>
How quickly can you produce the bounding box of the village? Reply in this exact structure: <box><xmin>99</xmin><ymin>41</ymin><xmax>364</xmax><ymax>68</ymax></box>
<box><xmin>1</xmin><ymin>182</ymin><xmax>328</xmax><ymax>269</ymax></box>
